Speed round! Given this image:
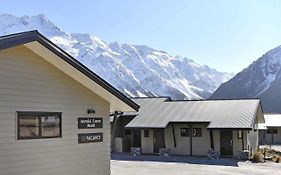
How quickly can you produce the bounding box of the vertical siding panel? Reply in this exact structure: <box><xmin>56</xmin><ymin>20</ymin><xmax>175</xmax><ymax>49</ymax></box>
<box><xmin>0</xmin><ymin>46</ymin><xmax>110</xmax><ymax>175</ymax></box>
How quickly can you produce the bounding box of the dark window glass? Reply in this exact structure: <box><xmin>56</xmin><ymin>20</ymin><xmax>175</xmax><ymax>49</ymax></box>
<box><xmin>19</xmin><ymin>116</ymin><xmax>40</xmax><ymax>138</ymax></box>
<box><xmin>18</xmin><ymin>112</ymin><xmax>61</xmax><ymax>140</ymax></box>
<box><xmin>267</xmin><ymin>129</ymin><xmax>278</xmax><ymax>134</ymax></box>
<box><xmin>124</xmin><ymin>129</ymin><xmax>132</xmax><ymax>135</ymax></box>
<box><xmin>192</xmin><ymin>128</ymin><xmax>202</xmax><ymax>137</ymax></box>
<box><xmin>41</xmin><ymin>116</ymin><xmax>61</xmax><ymax>137</ymax></box>
<box><xmin>266</xmin><ymin>128</ymin><xmax>278</xmax><ymax>134</ymax></box>
<box><xmin>237</xmin><ymin>130</ymin><xmax>242</xmax><ymax>139</ymax></box>
<box><xmin>144</xmin><ymin>129</ymin><xmax>149</xmax><ymax>137</ymax></box>
<box><xmin>180</xmin><ymin>128</ymin><xmax>190</xmax><ymax>137</ymax></box>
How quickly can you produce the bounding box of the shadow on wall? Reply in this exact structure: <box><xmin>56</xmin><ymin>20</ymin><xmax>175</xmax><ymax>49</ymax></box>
<box><xmin>111</xmin><ymin>153</ymin><xmax>239</xmax><ymax>167</ymax></box>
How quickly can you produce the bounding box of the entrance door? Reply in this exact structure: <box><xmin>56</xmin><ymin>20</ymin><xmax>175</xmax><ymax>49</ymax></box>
<box><xmin>133</xmin><ymin>130</ymin><xmax>141</xmax><ymax>147</ymax></box>
<box><xmin>153</xmin><ymin>129</ymin><xmax>165</xmax><ymax>153</ymax></box>
<box><xmin>220</xmin><ymin>130</ymin><xmax>233</xmax><ymax>156</ymax></box>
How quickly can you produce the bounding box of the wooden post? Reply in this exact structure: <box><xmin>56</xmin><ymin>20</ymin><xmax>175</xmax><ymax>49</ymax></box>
<box><xmin>189</xmin><ymin>124</ymin><xmax>192</xmax><ymax>156</ymax></box>
<box><xmin>263</xmin><ymin>148</ymin><xmax>266</xmax><ymax>161</ymax></box>
<box><xmin>270</xmin><ymin>128</ymin><xmax>274</xmax><ymax>144</ymax></box>
<box><xmin>241</xmin><ymin>131</ymin><xmax>244</xmax><ymax>151</ymax></box>
<box><xmin>210</xmin><ymin>130</ymin><xmax>214</xmax><ymax>150</ymax></box>
<box><xmin>110</xmin><ymin>112</ymin><xmax>119</xmax><ymax>152</ymax></box>
<box><xmin>172</xmin><ymin>123</ymin><xmax>177</xmax><ymax>148</ymax></box>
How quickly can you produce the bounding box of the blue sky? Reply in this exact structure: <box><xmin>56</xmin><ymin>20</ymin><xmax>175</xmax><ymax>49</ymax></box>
<box><xmin>2</xmin><ymin>0</ymin><xmax>281</xmax><ymax>73</ymax></box>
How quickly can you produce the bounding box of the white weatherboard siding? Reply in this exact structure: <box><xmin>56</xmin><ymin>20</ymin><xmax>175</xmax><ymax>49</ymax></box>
<box><xmin>141</xmin><ymin>125</ymin><xmax>249</xmax><ymax>156</ymax></box>
<box><xmin>165</xmin><ymin>123</ymin><xmax>190</xmax><ymax>155</ymax></box>
<box><xmin>213</xmin><ymin>130</ymin><xmax>220</xmax><ymax>153</ymax></box>
<box><xmin>164</xmin><ymin>123</ymin><xmax>211</xmax><ymax>156</ymax></box>
<box><xmin>264</xmin><ymin>128</ymin><xmax>281</xmax><ymax>143</ymax></box>
<box><xmin>273</xmin><ymin>128</ymin><xmax>281</xmax><ymax>142</ymax></box>
<box><xmin>165</xmin><ymin>125</ymin><xmax>248</xmax><ymax>157</ymax></box>
<box><xmin>191</xmin><ymin>124</ymin><xmax>210</xmax><ymax>156</ymax></box>
<box><xmin>232</xmin><ymin>130</ymin><xmax>248</xmax><ymax>157</ymax></box>
<box><xmin>141</xmin><ymin>129</ymin><xmax>154</xmax><ymax>154</ymax></box>
<box><xmin>259</xmin><ymin>114</ymin><xmax>281</xmax><ymax>144</ymax></box>
<box><xmin>0</xmin><ymin>46</ymin><xmax>110</xmax><ymax>175</ymax></box>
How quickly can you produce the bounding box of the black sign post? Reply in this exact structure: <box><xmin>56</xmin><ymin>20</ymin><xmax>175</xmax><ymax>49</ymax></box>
<box><xmin>78</xmin><ymin>117</ymin><xmax>103</xmax><ymax>129</ymax></box>
<box><xmin>78</xmin><ymin>133</ymin><xmax>103</xmax><ymax>143</ymax></box>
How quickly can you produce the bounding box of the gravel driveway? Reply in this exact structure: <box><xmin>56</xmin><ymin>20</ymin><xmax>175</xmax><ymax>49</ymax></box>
<box><xmin>111</xmin><ymin>160</ymin><xmax>281</xmax><ymax>175</ymax></box>
<box><xmin>111</xmin><ymin>153</ymin><xmax>281</xmax><ymax>175</ymax></box>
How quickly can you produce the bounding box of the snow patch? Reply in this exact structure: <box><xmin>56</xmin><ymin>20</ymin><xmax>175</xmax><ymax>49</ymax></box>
<box><xmin>0</xmin><ymin>14</ymin><xmax>234</xmax><ymax>99</ymax></box>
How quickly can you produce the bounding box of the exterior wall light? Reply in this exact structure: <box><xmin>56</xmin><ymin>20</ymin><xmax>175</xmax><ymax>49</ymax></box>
<box><xmin>87</xmin><ymin>109</ymin><xmax>96</xmax><ymax>114</ymax></box>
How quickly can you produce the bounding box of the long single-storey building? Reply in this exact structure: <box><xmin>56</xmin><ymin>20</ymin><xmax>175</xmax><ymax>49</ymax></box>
<box><xmin>0</xmin><ymin>31</ymin><xmax>139</xmax><ymax>175</ymax></box>
<box><xmin>259</xmin><ymin>114</ymin><xmax>281</xmax><ymax>144</ymax></box>
<box><xmin>112</xmin><ymin>97</ymin><xmax>265</xmax><ymax>157</ymax></box>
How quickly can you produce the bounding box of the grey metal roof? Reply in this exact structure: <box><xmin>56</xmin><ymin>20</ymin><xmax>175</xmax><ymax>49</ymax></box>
<box><xmin>126</xmin><ymin>98</ymin><xmax>262</xmax><ymax>129</ymax></box>
<box><xmin>259</xmin><ymin>114</ymin><xmax>281</xmax><ymax>128</ymax></box>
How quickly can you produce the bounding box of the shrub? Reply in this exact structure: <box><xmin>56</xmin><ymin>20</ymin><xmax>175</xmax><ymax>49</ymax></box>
<box><xmin>270</xmin><ymin>155</ymin><xmax>281</xmax><ymax>163</ymax></box>
<box><xmin>251</xmin><ymin>152</ymin><xmax>264</xmax><ymax>163</ymax></box>
<box><xmin>272</xmin><ymin>156</ymin><xmax>278</xmax><ymax>163</ymax></box>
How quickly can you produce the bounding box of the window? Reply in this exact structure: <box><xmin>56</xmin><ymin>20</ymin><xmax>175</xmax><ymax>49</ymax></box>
<box><xmin>192</xmin><ymin>128</ymin><xmax>202</xmax><ymax>137</ymax></box>
<box><xmin>180</xmin><ymin>128</ymin><xmax>190</xmax><ymax>137</ymax></box>
<box><xmin>267</xmin><ymin>129</ymin><xmax>278</xmax><ymax>134</ymax></box>
<box><xmin>41</xmin><ymin>116</ymin><xmax>61</xmax><ymax>137</ymax></box>
<box><xmin>18</xmin><ymin>116</ymin><xmax>39</xmax><ymax>138</ymax></box>
<box><xmin>144</xmin><ymin>129</ymin><xmax>149</xmax><ymax>137</ymax></box>
<box><xmin>237</xmin><ymin>130</ymin><xmax>242</xmax><ymax>139</ymax></box>
<box><xmin>124</xmin><ymin>129</ymin><xmax>132</xmax><ymax>135</ymax></box>
<box><xmin>18</xmin><ymin>112</ymin><xmax>62</xmax><ymax>140</ymax></box>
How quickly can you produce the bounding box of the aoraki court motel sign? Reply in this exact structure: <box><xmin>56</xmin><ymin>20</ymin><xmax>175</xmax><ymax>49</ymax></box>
<box><xmin>78</xmin><ymin>117</ymin><xmax>103</xmax><ymax>143</ymax></box>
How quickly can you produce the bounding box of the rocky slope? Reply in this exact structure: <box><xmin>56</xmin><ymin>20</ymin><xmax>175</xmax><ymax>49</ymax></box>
<box><xmin>211</xmin><ymin>45</ymin><xmax>281</xmax><ymax>112</ymax></box>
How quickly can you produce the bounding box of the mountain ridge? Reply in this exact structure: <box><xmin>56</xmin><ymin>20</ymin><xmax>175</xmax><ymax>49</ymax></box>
<box><xmin>210</xmin><ymin>44</ymin><xmax>281</xmax><ymax>112</ymax></box>
<box><xmin>0</xmin><ymin>14</ymin><xmax>234</xmax><ymax>99</ymax></box>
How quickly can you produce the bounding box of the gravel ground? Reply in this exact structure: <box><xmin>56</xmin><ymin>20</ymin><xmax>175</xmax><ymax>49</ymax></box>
<box><xmin>111</xmin><ymin>153</ymin><xmax>281</xmax><ymax>175</ymax></box>
<box><xmin>111</xmin><ymin>160</ymin><xmax>281</xmax><ymax>175</ymax></box>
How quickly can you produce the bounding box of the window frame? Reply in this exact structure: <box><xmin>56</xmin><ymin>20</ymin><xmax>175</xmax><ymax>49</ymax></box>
<box><xmin>192</xmin><ymin>128</ymin><xmax>202</xmax><ymax>137</ymax></box>
<box><xmin>180</xmin><ymin>128</ymin><xmax>190</xmax><ymax>137</ymax></box>
<box><xmin>144</xmin><ymin>129</ymin><xmax>149</xmax><ymax>137</ymax></box>
<box><xmin>267</xmin><ymin>128</ymin><xmax>278</xmax><ymax>134</ymax></box>
<box><xmin>17</xmin><ymin>111</ymin><xmax>62</xmax><ymax>140</ymax></box>
<box><xmin>124</xmin><ymin>129</ymin><xmax>132</xmax><ymax>135</ymax></box>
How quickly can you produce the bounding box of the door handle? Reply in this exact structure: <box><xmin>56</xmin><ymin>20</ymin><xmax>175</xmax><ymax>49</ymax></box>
<box><xmin>153</xmin><ymin>138</ymin><xmax>156</xmax><ymax>144</ymax></box>
<box><xmin>230</xmin><ymin>140</ymin><xmax>233</xmax><ymax>146</ymax></box>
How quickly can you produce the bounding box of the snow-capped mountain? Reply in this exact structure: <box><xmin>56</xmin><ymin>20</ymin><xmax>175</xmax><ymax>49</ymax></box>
<box><xmin>0</xmin><ymin>14</ymin><xmax>234</xmax><ymax>99</ymax></box>
<box><xmin>210</xmin><ymin>45</ymin><xmax>281</xmax><ymax>112</ymax></box>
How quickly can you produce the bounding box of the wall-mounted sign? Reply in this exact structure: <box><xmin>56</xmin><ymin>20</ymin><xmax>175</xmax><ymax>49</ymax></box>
<box><xmin>78</xmin><ymin>117</ymin><xmax>103</xmax><ymax>129</ymax></box>
<box><xmin>78</xmin><ymin>133</ymin><xmax>103</xmax><ymax>143</ymax></box>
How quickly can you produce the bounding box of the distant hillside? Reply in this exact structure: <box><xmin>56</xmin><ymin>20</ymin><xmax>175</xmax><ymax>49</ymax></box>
<box><xmin>210</xmin><ymin>45</ymin><xmax>281</xmax><ymax>113</ymax></box>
